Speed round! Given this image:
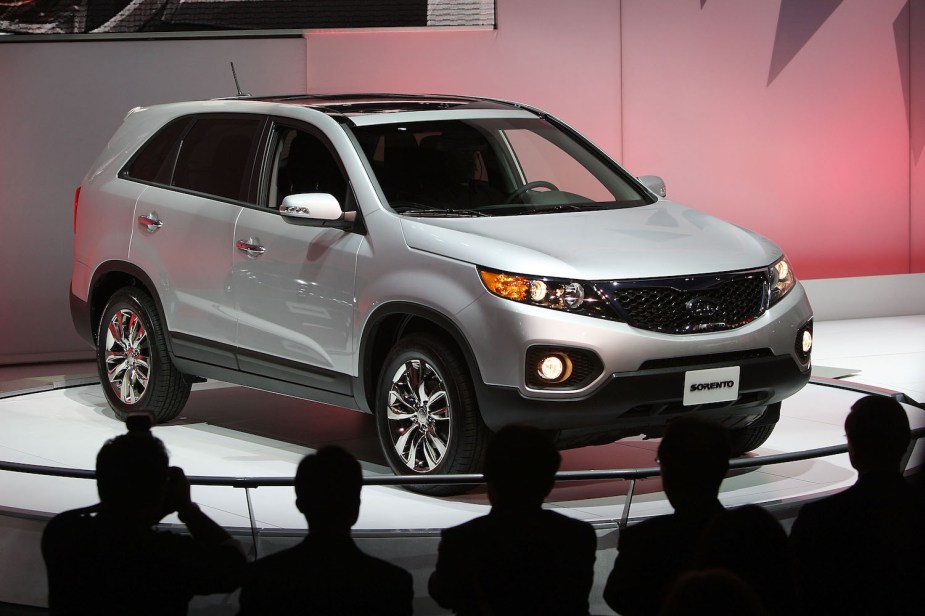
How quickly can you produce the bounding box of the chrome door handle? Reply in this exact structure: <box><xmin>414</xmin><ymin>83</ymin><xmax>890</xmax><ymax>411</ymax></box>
<box><xmin>236</xmin><ymin>237</ymin><xmax>266</xmax><ymax>259</ymax></box>
<box><xmin>137</xmin><ymin>212</ymin><xmax>163</xmax><ymax>233</ymax></box>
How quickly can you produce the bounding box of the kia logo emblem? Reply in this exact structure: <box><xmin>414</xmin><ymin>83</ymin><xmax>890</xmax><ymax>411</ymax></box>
<box><xmin>685</xmin><ymin>297</ymin><xmax>719</xmax><ymax>317</ymax></box>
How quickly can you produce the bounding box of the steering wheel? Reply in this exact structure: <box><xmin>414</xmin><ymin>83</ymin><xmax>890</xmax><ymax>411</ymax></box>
<box><xmin>505</xmin><ymin>180</ymin><xmax>560</xmax><ymax>204</ymax></box>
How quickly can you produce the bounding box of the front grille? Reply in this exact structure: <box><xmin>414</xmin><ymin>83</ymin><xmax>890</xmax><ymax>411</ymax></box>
<box><xmin>603</xmin><ymin>272</ymin><xmax>768</xmax><ymax>334</ymax></box>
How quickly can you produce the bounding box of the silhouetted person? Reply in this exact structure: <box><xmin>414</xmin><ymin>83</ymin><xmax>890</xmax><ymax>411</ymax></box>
<box><xmin>694</xmin><ymin>504</ymin><xmax>797</xmax><ymax>615</ymax></box>
<box><xmin>659</xmin><ymin>568</ymin><xmax>768</xmax><ymax>616</ymax></box>
<box><xmin>428</xmin><ymin>425</ymin><xmax>597</xmax><ymax>615</ymax></box>
<box><xmin>603</xmin><ymin>415</ymin><xmax>732</xmax><ymax>616</ymax></box>
<box><xmin>42</xmin><ymin>420</ymin><xmax>245</xmax><ymax>615</ymax></box>
<box><xmin>789</xmin><ymin>394</ymin><xmax>925</xmax><ymax>615</ymax></box>
<box><xmin>238</xmin><ymin>445</ymin><xmax>413</xmax><ymax>615</ymax></box>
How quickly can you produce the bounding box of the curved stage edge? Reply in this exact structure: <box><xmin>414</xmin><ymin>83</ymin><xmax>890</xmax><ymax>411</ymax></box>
<box><xmin>2</xmin><ymin>375</ymin><xmax>924</xmax><ymax>530</ymax></box>
<box><xmin>1</xmin><ymin>374</ymin><xmax>923</xmax><ymax>614</ymax></box>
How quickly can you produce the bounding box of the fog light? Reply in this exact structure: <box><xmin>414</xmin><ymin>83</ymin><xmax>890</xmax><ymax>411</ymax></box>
<box><xmin>796</xmin><ymin>320</ymin><xmax>813</xmax><ymax>363</ymax></box>
<box><xmin>537</xmin><ymin>354</ymin><xmax>573</xmax><ymax>383</ymax></box>
<box><xmin>801</xmin><ymin>329</ymin><xmax>813</xmax><ymax>354</ymax></box>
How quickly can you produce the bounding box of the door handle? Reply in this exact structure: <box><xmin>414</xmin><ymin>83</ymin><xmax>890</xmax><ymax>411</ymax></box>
<box><xmin>137</xmin><ymin>212</ymin><xmax>163</xmax><ymax>233</ymax></box>
<box><xmin>236</xmin><ymin>237</ymin><xmax>266</xmax><ymax>259</ymax></box>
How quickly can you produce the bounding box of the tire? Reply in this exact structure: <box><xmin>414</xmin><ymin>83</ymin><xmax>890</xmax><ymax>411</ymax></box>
<box><xmin>375</xmin><ymin>333</ymin><xmax>489</xmax><ymax>496</ymax></box>
<box><xmin>728</xmin><ymin>402</ymin><xmax>781</xmax><ymax>455</ymax></box>
<box><xmin>96</xmin><ymin>287</ymin><xmax>190</xmax><ymax>424</ymax></box>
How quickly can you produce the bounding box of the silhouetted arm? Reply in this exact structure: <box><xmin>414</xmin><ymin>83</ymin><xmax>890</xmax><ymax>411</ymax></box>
<box><xmin>603</xmin><ymin>527</ymin><xmax>654</xmax><ymax>616</ymax></box>
<box><xmin>429</xmin><ymin>527</ymin><xmax>478</xmax><ymax>611</ymax></box>
<box><xmin>166</xmin><ymin>467</ymin><xmax>245</xmax><ymax>592</ymax></box>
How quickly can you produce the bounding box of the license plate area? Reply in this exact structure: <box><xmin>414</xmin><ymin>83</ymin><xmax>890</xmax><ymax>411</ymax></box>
<box><xmin>683</xmin><ymin>366</ymin><xmax>741</xmax><ymax>406</ymax></box>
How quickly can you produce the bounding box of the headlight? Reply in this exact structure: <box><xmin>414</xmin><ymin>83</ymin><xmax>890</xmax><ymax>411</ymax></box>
<box><xmin>768</xmin><ymin>256</ymin><xmax>795</xmax><ymax>306</ymax></box>
<box><xmin>478</xmin><ymin>268</ymin><xmax>612</xmax><ymax>319</ymax></box>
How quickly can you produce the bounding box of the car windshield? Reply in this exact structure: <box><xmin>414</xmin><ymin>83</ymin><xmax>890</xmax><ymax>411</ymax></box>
<box><xmin>348</xmin><ymin>117</ymin><xmax>653</xmax><ymax>217</ymax></box>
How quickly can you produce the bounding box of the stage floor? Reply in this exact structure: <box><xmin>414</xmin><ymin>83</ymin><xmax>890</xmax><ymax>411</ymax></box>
<box><xmin>2</xmin><ymin>316</ymin><xmax>924</xmax><ymax>533</ymax></box>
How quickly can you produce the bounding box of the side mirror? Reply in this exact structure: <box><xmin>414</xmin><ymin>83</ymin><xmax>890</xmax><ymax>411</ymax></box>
<box><xmin>280</xmin><ymin>193</ymin><xmax>356</xmax><ymax>228</ymax></box>
<box><xmin>638</xmin><ymin>175</ymin><xmax>667</xmax><ymax>198</ymax></box>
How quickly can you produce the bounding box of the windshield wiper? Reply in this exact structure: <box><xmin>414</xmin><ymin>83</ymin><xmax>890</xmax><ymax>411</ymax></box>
<box><xmin>527</xmin><ymin>203</ymin><xmax>604</xmax><ymax>214</ymax></box>
<box><xmin>391</xmin><ymin>202</ymin><xmax>488</xmax><ymax>217</ymax></box>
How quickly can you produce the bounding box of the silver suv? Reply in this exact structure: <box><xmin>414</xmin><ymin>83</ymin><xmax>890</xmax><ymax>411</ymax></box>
<box><xmin>71</xmin><ymin>94</ymin><xmax>813</xmax><ymax>492</ymax></box>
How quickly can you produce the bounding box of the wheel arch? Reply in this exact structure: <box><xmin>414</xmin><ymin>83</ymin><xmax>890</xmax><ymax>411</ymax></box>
<box><xmin>88</xmin><ymin>261</ymin><xmax>168</xmax><ymax>347</ymax></box>
<box><xmin>357</xmin><ymin>302</ymin><xmax>484</xmax><ymax>416</ymax></box>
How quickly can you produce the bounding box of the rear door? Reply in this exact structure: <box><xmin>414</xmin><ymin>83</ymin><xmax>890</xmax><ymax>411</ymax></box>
<box><xmin>127</xmin><ymin>114</ymin><xmax>264</xmax><ymax>368</ymax></box>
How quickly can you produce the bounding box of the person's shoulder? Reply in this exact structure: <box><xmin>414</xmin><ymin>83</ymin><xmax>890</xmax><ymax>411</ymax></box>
<box><xmin>442</xmin><ymin>513</ymin><xmax>492</xmax><ymax>539</ymax></box>
<box><xmin>357</xmin><ymin>550</ymin><xmax>412</xmax><ymax>581</ymax></box>
<box><xmin>541</xmin><ymin>509</ymin><xmax>596</xmax><ymax>534</ymax></box>
<box><xmin>622</xmin><ymin>511</ymin><xmax>676</xmax><ymax>534</ymax></box>
<box><xmin>616</xmin><ymin>512</ymin><xmax>681</xmax><ymax>550</ymax></box>
<box><xmin>246</xmin><ymin>543</ymin><xmax>307</xmax><ymax>575</ymax></box>
<box><xmin>46</xmin><ymin>505</ymin><xmax>98</xmax><ymax>527</ymax></box>
<box><xmin>43</xmin><ymin>505</ymin><xmax>100</xmax><ymax>543</ymax></box>
<box><xmin>796</xmin><ymin>485</ymin><xmax>855</xmax><ymax>520</ymax></box>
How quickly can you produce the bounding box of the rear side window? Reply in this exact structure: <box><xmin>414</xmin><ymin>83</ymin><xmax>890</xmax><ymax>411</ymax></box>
<box><xmin>171</xmin><ymin>117</ymin><xmax>262</xmax><ymax>201</ymax></box>
<box><xmin>124</xmin><ymin>119</ymin><xmax>187</xmax><ymax>184</ymax></box>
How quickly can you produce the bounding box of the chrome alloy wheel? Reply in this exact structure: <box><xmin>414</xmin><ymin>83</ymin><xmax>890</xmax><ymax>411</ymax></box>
<box><xmin>103</xmin><ymin>308</ymin><xmax>151</xmax><ymax>405</ymax></box>
<box><xmin>385</xmin><ymin>359</ymin><xmax>452</xmax><ymax>473</ymax></box>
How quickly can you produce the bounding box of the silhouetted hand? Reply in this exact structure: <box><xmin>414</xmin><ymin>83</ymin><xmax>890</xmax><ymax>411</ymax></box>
<box><xmin>162</xmin><ymin>466</ymin><xmax>193</xmax><ymax>518</ymax></box>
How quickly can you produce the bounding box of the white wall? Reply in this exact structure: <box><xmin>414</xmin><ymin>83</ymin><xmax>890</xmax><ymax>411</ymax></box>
<box><xmin>621</xmin><ymin>0</ymin><xmax>922</xmax><ymax>280</ymax></box>
<box><xmin>0</xmin><ymin>36</ymin><xmax>307</xmax><ymax>364</ymax></box>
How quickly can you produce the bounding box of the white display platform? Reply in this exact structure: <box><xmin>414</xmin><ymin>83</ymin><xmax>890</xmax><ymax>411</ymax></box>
<box><xmin>2</xmin><ymin>315</ymin><xmax>924</xmax><ymax>613</ymax></box>
<box><xmin>3</xmin><ymin>378</ymin><xmax>922</xmax><ymax>533</ymax></box>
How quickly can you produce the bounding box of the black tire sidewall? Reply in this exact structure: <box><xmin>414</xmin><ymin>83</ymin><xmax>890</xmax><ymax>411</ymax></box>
<box><xmin>728</xmin><ymin>404</ymin><xmax>780</xmax><ymax>455</ymax></box>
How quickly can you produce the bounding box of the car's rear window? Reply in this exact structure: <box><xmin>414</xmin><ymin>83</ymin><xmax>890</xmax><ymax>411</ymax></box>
<box><xmin>124</xmin><ymin>119</ymin><xmax>188</xmax><ymax>185</ymax></box>
<box><xmin>171</xmin><ymin>117</ymin><xmax>263</xmax><ymax>201</ymax></box>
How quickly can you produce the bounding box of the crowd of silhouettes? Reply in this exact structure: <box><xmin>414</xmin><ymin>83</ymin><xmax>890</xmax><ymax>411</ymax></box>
<box><xmin>40</xmin><ymin>395</ymin><xmax>924</xmax><ymax>615</ymax></box>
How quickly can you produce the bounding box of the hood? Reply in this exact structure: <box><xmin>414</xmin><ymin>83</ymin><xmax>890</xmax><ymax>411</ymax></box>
<box><xmin>399</xmin><ymin>202</ymin><xmax>783</xmax><ymax>280</ymax></box>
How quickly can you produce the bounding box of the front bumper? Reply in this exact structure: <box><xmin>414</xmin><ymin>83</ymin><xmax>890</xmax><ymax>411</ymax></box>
<box><xmin>473</xmin><ymin>349</ymin><xmax>810</xmax><ymax>433</ymax></box>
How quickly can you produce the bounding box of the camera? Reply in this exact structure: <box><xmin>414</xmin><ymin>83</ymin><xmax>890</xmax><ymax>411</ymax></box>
<box><xmin>125</xmin><ymin>412</ymin><xmax>153</xmax><ymax>434</ymax></box>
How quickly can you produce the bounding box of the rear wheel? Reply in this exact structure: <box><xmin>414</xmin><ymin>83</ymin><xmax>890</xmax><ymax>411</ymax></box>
<box><xmin>728</xmin><ymin>402</ymin><xmax>780</xmax><ymax>455</ymax></box>
<box><xmin>96</xmin><ymin>287</ymin><xmax>190</xmax><ymax>424</ymax></box>
<box><xmin>375</xmin><ymin>333</ymin><xmax>489</xmax><ymax>495</ymax></box>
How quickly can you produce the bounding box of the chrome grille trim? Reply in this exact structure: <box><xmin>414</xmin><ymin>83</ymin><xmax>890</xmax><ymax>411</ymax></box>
<box><xmin>598</xmin><ymin>269</ymin><xmax>769</xmax><ymax>334</ymax></box>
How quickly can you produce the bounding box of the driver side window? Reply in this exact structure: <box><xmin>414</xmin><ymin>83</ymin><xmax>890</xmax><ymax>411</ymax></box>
<box><xmin>268</xmin><ymin>128</ymin><xmax>349</xmax><ymax>208</ymax></box>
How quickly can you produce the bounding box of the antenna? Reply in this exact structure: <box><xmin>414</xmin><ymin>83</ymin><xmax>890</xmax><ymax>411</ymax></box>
<box><xmin>230</xmin><ymin>62</ymin><xmax>249</xmax><ymax>97</ymax></box>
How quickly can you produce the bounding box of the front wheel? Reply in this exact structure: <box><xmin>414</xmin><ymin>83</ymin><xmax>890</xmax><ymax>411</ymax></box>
<box><xmin>96</xmin><ymin>287</ymin><xmax>190</xmax><ymax>424</ymax></box>
<box><xmin>375</xmin><ymin>334</ymin><xmax>489</xmax><ymax>495</ymax></box>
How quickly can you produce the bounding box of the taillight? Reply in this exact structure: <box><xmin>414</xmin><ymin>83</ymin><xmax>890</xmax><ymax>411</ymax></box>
<box><xmin>73</xmin><ymin>186</ymin><xmax>81</xmax><ymax>234</ymax></box>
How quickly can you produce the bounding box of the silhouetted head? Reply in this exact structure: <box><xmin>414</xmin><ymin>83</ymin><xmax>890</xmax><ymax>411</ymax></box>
<box><xmin>695</xmin><ymin>505</ymin><xmax>796</xmax><ymax>614</ymax></box>
<box><xmin>846</xmin><ymin>395</ymin><xmax>911</xmax><ymax>473</ymax></box>
<box><xmin>661</xmin><ymin>568</ymin><xmax>768</xmax><ymax>616</ymax></box>
<box><xmin>295</xmin><ymin>446</ymin><xmax>362</xmax><ymax>534</ymax></box>
<box><xmin>96</xmin><ymin>430</ymin><xmax>170</xmax><ymax>523</ymax></box>
<box><xmin>657</xmin><ymin>416</ymin><xmax>731</xmax><ymax>511</ymax></box>
<box><xmin>484</xmin><ymin>425</ymin><xmax>561</xmax><ymax>510</ymax></box>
